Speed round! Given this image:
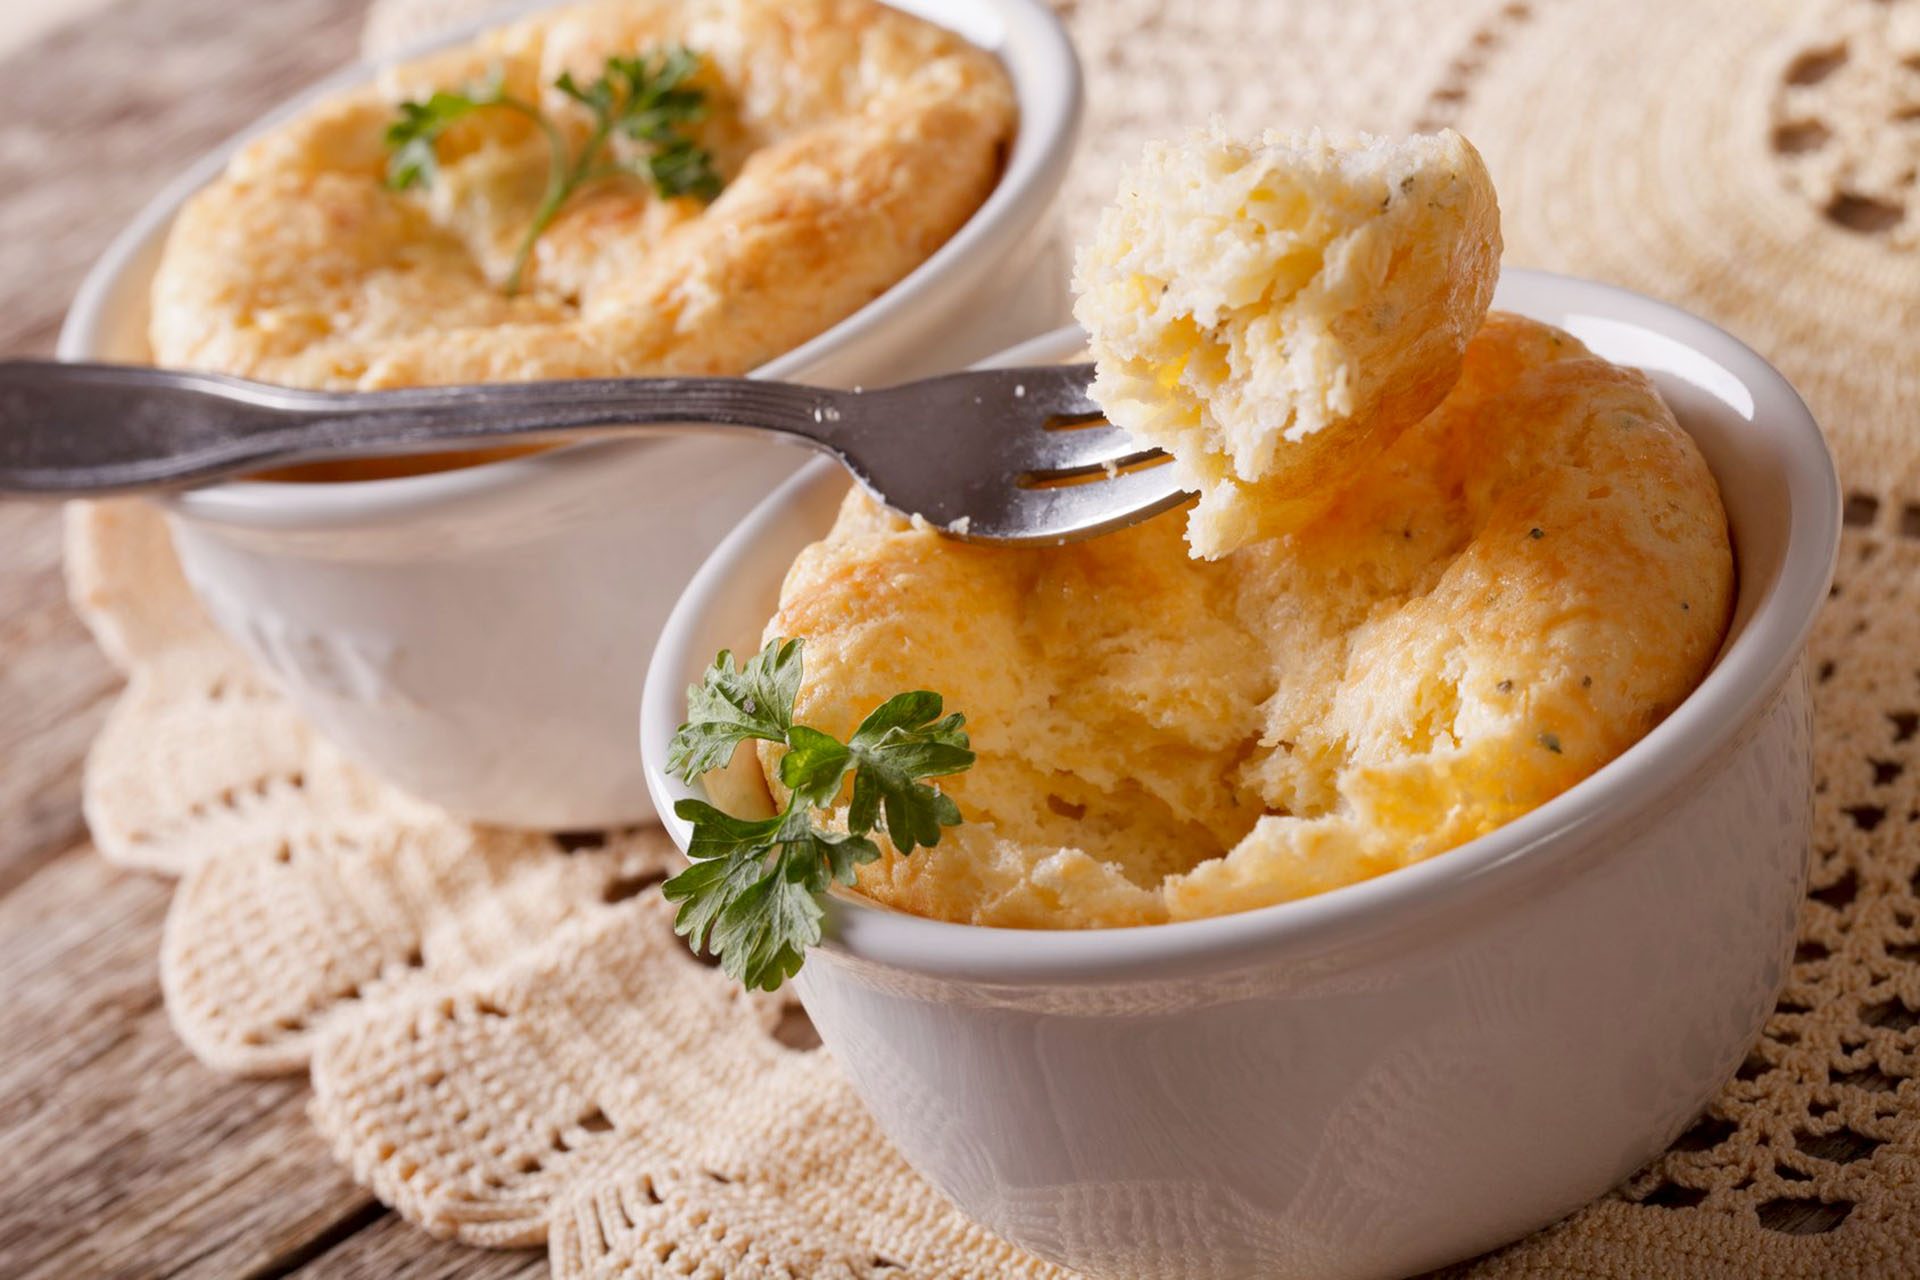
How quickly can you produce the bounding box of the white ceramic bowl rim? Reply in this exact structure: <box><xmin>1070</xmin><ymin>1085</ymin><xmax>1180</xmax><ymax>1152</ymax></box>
<box><xmin>642</xmin><ymin>269</ymin><xmax>1843</xmax><ymax>984</ymax></box>
<box><xmin>56</xmin><ymin>0</ymin><xmax>1080</xmax><ymax>529</ymax></box>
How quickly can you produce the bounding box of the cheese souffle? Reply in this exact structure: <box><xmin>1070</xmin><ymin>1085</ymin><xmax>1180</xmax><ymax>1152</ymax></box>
<box><xmin>758</xmin><ymin>130</ymin><xmax>1735</xmax><ymax>929</ymax></box>
<box><xmin>149</xmin><ymin>0</ymin><xmax>1014</xmax><ymax>459</ymax></box>
<box><xmin>1073</xmin><ymin>124</ymin><xmax>1501</xmax><ymax>559</ymax></box>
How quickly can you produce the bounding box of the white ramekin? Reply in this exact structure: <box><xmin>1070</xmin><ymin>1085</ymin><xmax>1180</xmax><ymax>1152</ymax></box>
<box><xmin>59</xmin><ymin>0</ymin><xmax>1081</xmax><ymax>830</ymax></box>
<box><xmin>640</xmin><ymin>270</ymin><xmax>1842</xmax><ymax>1280</ymax></box>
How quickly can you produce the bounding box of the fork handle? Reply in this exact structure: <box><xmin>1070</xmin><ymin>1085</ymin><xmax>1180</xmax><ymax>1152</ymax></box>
<box><xmin>0</xmin><ymin>360</ymin><xmax>845</xmax><ymax>495</ymax></box>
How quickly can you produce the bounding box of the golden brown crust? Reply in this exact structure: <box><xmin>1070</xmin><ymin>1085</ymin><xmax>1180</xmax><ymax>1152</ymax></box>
<box><xmin>764</xmin><ymin>314</ymin><xmax>1735</xmax><ymax>928</ymax></box>
<box><xmin>149</xmin><ymin>0</ymin><xmax>1014</xmax><ymax>391</ymax></box>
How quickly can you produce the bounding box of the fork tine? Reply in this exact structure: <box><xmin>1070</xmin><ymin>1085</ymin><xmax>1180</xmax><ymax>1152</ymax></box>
<box><xmin>838</xmin><ymin>360</ymin><xmax>1192</xmax><ymax>545</ymax></box>
<box><xmin>933</xmin><ymin>362</ymin><xmax>1158</xmax><ymax>474</ymax></box>
<box><xmin>946</xmin><ymin>460</ymin><xmax>1191</xmax><ymax>545</ymax></box>
<box><xmin>1012</xmin><ymin>420</ymin><xmax>1163</xmax><ymax>476</ymax></box>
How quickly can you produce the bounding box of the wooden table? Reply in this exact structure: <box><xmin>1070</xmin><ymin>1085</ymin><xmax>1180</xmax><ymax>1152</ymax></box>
<box><xmin>0</xmin><ymin>1</ymin><xmax>547</xmax><ymax>1274</ymax></box>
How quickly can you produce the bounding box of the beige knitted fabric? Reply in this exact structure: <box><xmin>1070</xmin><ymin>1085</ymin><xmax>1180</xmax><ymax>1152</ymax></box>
<box><xmin>63</xmin><ymin>0</ymin><xmax>1920</xmax><ymax>1274</ymax></box>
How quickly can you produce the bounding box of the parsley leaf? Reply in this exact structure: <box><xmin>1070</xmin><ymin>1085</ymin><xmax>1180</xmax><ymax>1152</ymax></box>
<box><xmin>661</xmin><ymin>638</ymin><xmax>973</xmax><ymax>990</ymax></box>
<box><xmin>777</xmin><ymin>724</ymin><xmax>853</xmax><ymax>808</ymax></box>
<box><xmin>385</xmin><ymin>46</ymin><xmax>723</xmax><ymax>295</ymax></box>
<box><xmin>384</xmin><ymin>90</ymin><xmax>490</xmax><ymax>191</ymax></box>
<box><xmin>846</xmin><ymin>692</ymin><xmax>973</xmax><ymax>853</ymax></box>
<box><xmin>663</xmin><ymin>799</ymin><xmax>883</xmax><ymax>990</ymax></box>
<box><xmin>645</xmin><ymin>136</ymin><xmax>725</xmax><ymax>201</ymax></box>
<box><xmin>664</xmin><ymin>800</ymin><xmax>782</xmax><ymax>946</ymax></box>
<box><xmin>666</xmin><ymin>638</ymin><xmax>803</xmax><ymax>781</ymax></box>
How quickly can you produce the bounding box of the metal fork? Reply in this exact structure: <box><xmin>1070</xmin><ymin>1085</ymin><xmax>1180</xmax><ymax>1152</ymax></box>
<box><xmin>0</xmin><ymin>360</ymin><xmax>1186</xmax><ymax>544</ymax></box>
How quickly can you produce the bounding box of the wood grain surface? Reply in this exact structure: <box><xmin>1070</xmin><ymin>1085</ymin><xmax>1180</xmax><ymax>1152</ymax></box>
<box><xmin>0</xmin><ymin>2</ymin><xmax>550</xmax><ymax>1275</ymax></box>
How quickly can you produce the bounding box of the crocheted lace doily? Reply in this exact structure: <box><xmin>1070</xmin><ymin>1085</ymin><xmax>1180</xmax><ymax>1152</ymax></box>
<box><xmin>68</xmin><ymin>0</ymin><xmax>1920</xmax><ymax>1274</ymax></box>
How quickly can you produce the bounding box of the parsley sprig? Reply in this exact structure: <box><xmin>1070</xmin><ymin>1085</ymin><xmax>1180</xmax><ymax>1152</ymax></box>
<box><xmin>385</xmin><ymin>47</ymin><xmax>723</xmax><ymax>295</ymax></box>
<box><xmin>664</xmin><ymin>638</ymin><xmax>975</xmax><ymax>991</ymax></box>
